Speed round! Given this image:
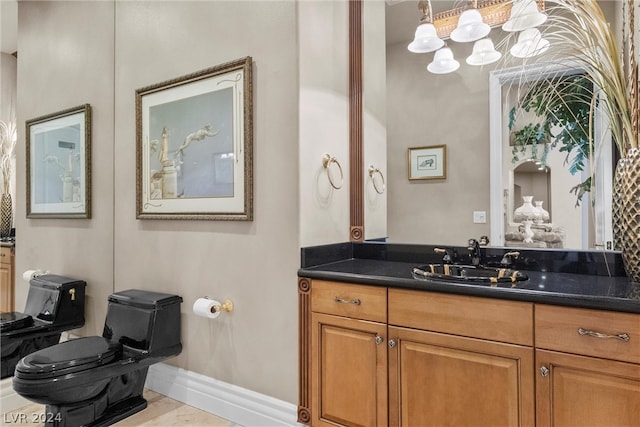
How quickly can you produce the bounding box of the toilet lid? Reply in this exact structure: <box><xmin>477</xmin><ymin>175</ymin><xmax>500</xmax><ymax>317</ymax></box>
<box><xmin>0</xmin><ymin>312</ymin><xmax>34</xmax><ymax>332</ymax></box>
<box><xmin>15</xmin><ymin>336</ymin><xmax>122</xmax><ymax>379</ymax></box>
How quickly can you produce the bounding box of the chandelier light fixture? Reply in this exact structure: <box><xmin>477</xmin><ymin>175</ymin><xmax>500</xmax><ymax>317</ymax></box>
<box><xmin>407</xmin><ymin>0</ymin><xmax>549</xmax><ymax>74</ymax></box>
<box><xmin>408</xmin><ymin>0</ymin><xmax>445</xmax><ymax>53</ymax></box>
<box><xmin>428</xmin><ymin>47</ymin><xmax>461</xmax><ymax>74</ymax></box>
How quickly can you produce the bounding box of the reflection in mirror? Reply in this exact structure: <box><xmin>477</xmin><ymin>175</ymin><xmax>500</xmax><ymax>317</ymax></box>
<box><xmin>490</xmin><ymin>64</ymin><xmax>613</xmax><ymax>250</ymax></box>
<box><xmin>380</xmin><ymin>0</ymin><xmax>619</xmax><ymax>250</ymax></box>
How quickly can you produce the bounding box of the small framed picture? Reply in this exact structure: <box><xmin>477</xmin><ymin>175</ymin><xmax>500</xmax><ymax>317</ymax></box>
<box><xmin>26</xmin><ymin>104</ymin><xmax>92</xmax><ymax>218</ymax></box>
<box><xmin>408</xmin><ymin>145</ymin><xmax>446</xmax><ymax>180</ymax></box>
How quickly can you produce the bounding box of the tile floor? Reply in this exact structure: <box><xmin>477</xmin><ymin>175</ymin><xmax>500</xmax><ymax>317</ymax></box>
<box><xmin>1</xmin><ymin>390</ymin><xmax>237</xmax><ymax>426</ymax></box>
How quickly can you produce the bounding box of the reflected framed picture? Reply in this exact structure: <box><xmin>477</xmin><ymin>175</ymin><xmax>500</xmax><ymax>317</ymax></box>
<box><xmin>136</xmin><ymin>56</ymin><xmax>253</xmax><ymax>220</ymax></box>
<box><xmin>26</xmin><ymin>104</ymin><xmax>92</xmax><ymax>218</ymax></box>
<box><xmin>408</xmin><ymin>145</ymin><xmax>446</xmax><ymax>180</ymax></box>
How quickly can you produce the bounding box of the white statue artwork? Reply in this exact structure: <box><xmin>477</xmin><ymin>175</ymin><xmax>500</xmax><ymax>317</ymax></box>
<box><xmin>177</xmin><ymin>124</ymin><xmax>219</xmax><ymax>157</ymax></box>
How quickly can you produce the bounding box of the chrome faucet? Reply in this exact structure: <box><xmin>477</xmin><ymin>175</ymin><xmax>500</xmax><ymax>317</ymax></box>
<box><xmin>467</xmin><ymin>238</ymin><xmax>482</xmax><ymax>267</ymax></box>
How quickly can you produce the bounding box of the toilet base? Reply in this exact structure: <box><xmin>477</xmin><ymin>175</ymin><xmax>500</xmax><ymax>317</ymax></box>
<box><xmin>44</xmin><ymin>395</ymin><xmax>147</xmax><ymax>427</ymax></box>
<box><xmin>89</xmin><ymin>396</ymin><xmax>147</xmax><ymax>427</ymax></box>
<box><xmin>41</xmin><ymin>368</ymin><xmax>149</xmax><ymax>427</ymax></box>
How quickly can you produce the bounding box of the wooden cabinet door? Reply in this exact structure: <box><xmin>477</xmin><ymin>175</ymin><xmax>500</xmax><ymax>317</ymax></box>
<box><xmin>311</xmin><ymin>312</ymin><xmax>387</xmax><ymax>427</ymax></box>
<box><xmin>388</xmin><ymin>326</ymin><xmax>534</xmax><ymax>427</ymax></box>
<box><xmin>0</xmin><ymin>260</ymin><xmax>12</xmax><ymax>312</ymax></box>
<box><xmin>536</xmin><ymin>349</ymin><xmax>640</xmax><ymax>427</ymax></box>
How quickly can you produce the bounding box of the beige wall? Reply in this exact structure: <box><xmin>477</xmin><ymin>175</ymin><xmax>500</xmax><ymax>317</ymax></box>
<box><xmin>298</xmin><ymin>1</ymin><xmax>350</xmax><ymax>247</ymax></box>
<box><xmin>16</xmin><ymin>0</ymin><xmax>306</xmax><ymax>404</ymax></box>
<box><xmin>16</xmin><ymin>1</ymin><xmax>116</xmax><ymax>336</ymax></box>
<box><xmin>363</xmin><ymin>0</ymin><xmax>387</xmax><ymax>240</ymax></box>
<box><xmin>386</xmin><ymin>38</ymin><xmax>493</xmax><ymax>245</ymax></box>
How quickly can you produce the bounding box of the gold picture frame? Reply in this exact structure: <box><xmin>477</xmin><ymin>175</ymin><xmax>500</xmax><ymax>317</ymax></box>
<box><xmin>135</xmin><ymin>57</ymin><xmax>253</xmax><ymax>220</ymax></box>
<box><xmin>26</xmin><ymin>104</ymin><xmax>92</xmax><ymax>218</ymax></box>
<box><xmin>408</xmin><ymin>145</ymin><xmax>447</xmax><ymax>180</ymax></box>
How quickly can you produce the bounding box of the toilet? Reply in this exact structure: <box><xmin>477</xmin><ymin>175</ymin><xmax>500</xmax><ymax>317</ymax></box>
<box><xmin>12</xmin><ymin>289</ymin><xmax>183</xmax><ymax>427</ymax></box>
<box><xmin>1</xmin><ymin>274</ymin><xmax>87</xmax><ymax>379</ymax></box>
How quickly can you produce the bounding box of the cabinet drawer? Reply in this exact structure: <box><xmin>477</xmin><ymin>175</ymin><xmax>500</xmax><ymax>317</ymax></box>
<box><xmin>535</xmin><ymin>305</ymin><xmax>640</xmax><ymax>364</ymax></box>
<box><xmin>311</xmin><ymin>280</ymin><xmax>387</xmax><ymax>323</ymax></box>
<box><xmin>388</xmin><ymin>289</ymin><xmax>534</xmax><ymax>346</ymax></box>
<box><xmin>0</xmin><ymin>247</ymin><xmax>12</xmax><ymax>265</ymax></box>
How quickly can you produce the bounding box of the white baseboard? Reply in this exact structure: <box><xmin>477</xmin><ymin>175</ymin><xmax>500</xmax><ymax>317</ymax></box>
<box><xmin>145</xmin><ymin>363</ymin><xmax>304</xmax><ymax>427</ymax></box>
<box><xmin>0</xmin><ymin>377</ymin><xmax>30</xmax><ymax>413</ymax></box>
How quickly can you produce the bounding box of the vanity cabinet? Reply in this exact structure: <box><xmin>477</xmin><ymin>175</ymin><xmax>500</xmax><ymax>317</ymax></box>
<box><xmin>534</xmin><ymin>305</ymin><xmax>640</xmax><ymax>426</ymax></box>
<box><xmin>0</xmin><ymin>246</ymin><xmax>14</xmax><ymax>312</ymax></box>
<box><xmin>298</xmin><ymin>278</ymin><xmax>639</xmax><ymax>426</ymax></box>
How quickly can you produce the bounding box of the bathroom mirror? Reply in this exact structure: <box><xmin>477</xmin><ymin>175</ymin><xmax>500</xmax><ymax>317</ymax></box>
<box><xmin>356</xmin><ymin>0</ymin><xmax>626</xmax><ymax>250</ymax></box>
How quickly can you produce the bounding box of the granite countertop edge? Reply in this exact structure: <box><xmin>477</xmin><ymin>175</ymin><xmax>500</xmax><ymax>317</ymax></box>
<box><xmin>298</xmin><ymin>259</ymin><xmax>640</xmax><ymax>314</ymax></box>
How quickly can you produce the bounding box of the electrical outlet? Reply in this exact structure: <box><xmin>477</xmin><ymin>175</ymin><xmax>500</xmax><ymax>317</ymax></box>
<box><xmin>473</xmin><ymin>211</ymin><xmax>487</xmax><ymax>224</ymax></box>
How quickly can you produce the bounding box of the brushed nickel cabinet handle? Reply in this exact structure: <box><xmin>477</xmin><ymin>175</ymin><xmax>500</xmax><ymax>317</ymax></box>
<box><xmin>578</xmin><ymin>328</ymin><xmax>630</xmax><ymax>342</ymax></box>
<box><xmin>334</xmin><ymin>296</ymin><xmax>361</xmax><ymax>306</ymax></box>
<box><xmin>539</xmin><ymin>366</ymin><xmax>550</xmax><ymax>377</ymax></box>
<box><xmin>388</xmin><ymin>339</ymin><xmax>397</xmax><ymax>348</ymax></box>
<box><xmin>375</xmin><ymin>335</ymin><xmax>384</xmax><ymax>345</ymax></box>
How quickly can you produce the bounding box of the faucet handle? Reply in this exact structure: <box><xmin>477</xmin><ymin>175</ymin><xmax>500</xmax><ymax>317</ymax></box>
<box><xmin>434</xmin><ymin>247</ymin><xmax>458</xmax><ymax>264</ymax></box>
<box><xmin>501</xmin><ymin>251</ymin><xmax>521</xmax><ymax>267</ymax></box>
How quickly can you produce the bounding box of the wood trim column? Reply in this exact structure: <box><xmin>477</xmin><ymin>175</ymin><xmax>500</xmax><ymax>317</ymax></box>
<box><xmin>297</xmin><ymin>277</ymin><xmax>312</xmax><ymax>424</ymax></box>
<box><xmin>349</xmin><ymin>0</ymin><xmax>364</xmax><ymax>241</ymax></box>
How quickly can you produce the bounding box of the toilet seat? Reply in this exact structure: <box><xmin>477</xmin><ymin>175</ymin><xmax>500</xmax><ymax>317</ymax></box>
<box><xmin>0</xmin><ymin>312</ymin><xmax>34</xmax><ymax>332</ymax></box>
<box><xmin>15</xmin><ymin>336</ymin><xmax>122</xmax><ymax>379</ymax></box>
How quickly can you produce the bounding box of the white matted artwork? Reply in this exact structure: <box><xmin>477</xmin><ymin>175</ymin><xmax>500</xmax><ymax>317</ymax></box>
<box><xmin>136</xmin><ymin>57</ymin><xmax>253</xmax><ymax>220</ymax></box>
<box><xmin>26</xmin><ymin>104</ymin><xmax>92</xmax><ymax>218</ymax></box>
<box><xmin>408</xmin><ymin>145</ymin><xmax>446</xmax><ymax>180</ymax></box>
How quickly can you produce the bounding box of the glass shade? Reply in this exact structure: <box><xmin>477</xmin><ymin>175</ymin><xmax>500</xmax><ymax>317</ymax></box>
<box><xmin>450</xmin><ymin>9</ymin><xmax>491</xmax><ymax>43</ymax></box>
<box><xmin>466</xmin><ymin>38</ymin><xmax>502</xmax><ymax>65</ymax></box>
<box><xmin>503</xmin><ymin>0</ymin><xmax>548</xmax><ymax>32</ymax></box>
<box><xmin>510</xmin><ymin>28</ymin><xmax>550</xmax><ymax>58</ymax></box>
<box><xmin>408</xmin><ymin>23</ymin><xmax>445</xmax><ymax>53</ymax></box>
<box><xmin>427</xmin><ymin>47</ymin><xmax>460</xmax><ymax>74</ymax></box>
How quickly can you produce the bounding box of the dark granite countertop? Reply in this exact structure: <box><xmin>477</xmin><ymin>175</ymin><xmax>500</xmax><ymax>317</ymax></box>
<box><xmin>299</xmin><ymin>242</ymin><xmax>640</xmax><ymax>314</ymax></box>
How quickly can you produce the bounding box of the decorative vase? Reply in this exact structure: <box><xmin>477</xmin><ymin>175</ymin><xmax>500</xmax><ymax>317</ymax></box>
<box><xmin>514</xmin><ymin>196</ymin><xmax>537</xmax><ymax>222</ymax></box>
<box><xmin>0</xmin><ymin>193</ymin><xmax>12</xmax><ymax>238</ymax></box>
<box><xmin>619</xmin><ymin>147</ymin><xmax>640</xmax><ymax>283</ymax></box>
<box><xmin>534</xmin><ymin>201</ymin><xmax>550</xmax><ymax>223</ymax></box>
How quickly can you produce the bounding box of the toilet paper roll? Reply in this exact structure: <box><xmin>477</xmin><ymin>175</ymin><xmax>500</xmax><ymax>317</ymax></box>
<box><xmin>22</xmin><ymin>270</ymin><xmax>43</xmax><ymax>282</ymax></box>
<box><xmin>193</xmin><ymin>298</ymin><xmax>221</xmax><ymax>319</ymax></box>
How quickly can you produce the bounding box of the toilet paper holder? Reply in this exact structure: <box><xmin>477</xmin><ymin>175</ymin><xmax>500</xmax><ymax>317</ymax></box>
<box><xmin>206</xmin><ymin>297</ymin><xmax>234</xmax><ymax>314</ymax></box>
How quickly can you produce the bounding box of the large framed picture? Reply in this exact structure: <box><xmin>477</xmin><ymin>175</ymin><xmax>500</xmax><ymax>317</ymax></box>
<box><xmin>26</xmin><ymin>104</ymin><xmax>92</xmax><ymax>218</ymax></box>
<box><xmin>136</xmin><ymin>56</ymin><xmax>253</xmax><ymax>220</ymax></box>
<box><xmin>408</xmin><ymin>145</ymin><xmax>447</xmax><ymax>180</ymax></box>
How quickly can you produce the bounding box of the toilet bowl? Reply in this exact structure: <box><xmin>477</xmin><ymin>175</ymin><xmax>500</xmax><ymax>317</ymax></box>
<box><xmin>12</xmin><ymin>289</ymin><xmax>182</xmax><ymax>427</ymax></box>
<box><xmin>1</xmin><ymin>274</ymin><xmax>86</xmax><ymax>379</ymax></box>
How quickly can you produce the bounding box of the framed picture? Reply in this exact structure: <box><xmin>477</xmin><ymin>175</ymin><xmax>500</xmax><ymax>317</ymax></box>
<box><xmin>408</xmin><ymin>145</ymin><xmax>446</xmax><ymax>180</ymax></box>
<box><xmin>26</xmin><ymin>104</ymin><xmax>92</xmax><ymax>218</ymax></box>
<box><xmin>136</xmin><ymin>57</ymin><xmax>253</xmax><ymax>220</ymax></box>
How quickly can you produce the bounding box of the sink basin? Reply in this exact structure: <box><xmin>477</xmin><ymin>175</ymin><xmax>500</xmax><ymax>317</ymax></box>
<box><xmin>412</xmin><ymin>264</ymin><xmax>528</xmax><ymax>287</ymax></box>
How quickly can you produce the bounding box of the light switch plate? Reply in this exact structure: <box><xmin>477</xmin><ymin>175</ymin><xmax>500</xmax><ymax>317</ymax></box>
<box><xmin>473</xmin><ymin>211</ymin><xmax>487</xmax><ymax>224</ymax></box>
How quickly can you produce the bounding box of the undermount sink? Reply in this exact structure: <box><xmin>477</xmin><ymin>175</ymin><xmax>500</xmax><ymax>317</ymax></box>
<box><xmin>412</xmin><ymin>263</ymin><xmax>529</xmax><ymax>287</ymax></box>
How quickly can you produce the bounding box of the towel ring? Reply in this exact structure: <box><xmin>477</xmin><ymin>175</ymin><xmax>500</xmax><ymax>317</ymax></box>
<box><xmin>322</xmin><ymin>153</ymin><xmax>344</xmax><ymax>190</ymax></box>
<box><xmin>368</xmin><ymin>165</ymin><xmax>385</xmax><ymax>194</ymax></box>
